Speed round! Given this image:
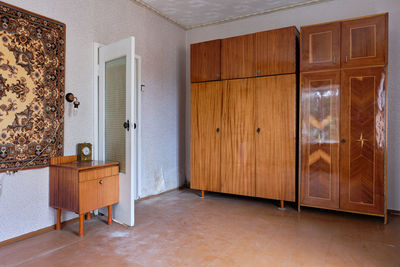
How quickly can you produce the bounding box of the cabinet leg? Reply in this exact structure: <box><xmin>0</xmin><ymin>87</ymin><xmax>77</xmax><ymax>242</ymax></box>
<box><xmin>201</xmin><ymin>190</ymin><xmax>204</xmax><ymax>198</ymax></box>
<box><xmin>79</xmin><ymin>214</ymin><xmax>84</xmax><ymax>237</ymax></box>
<box><xmin>280</xmin><ymin>200</ymin><xmax>285</xmax><ymax>209</ymax></box>
<box><xmin>56</xmin><ymin>209</ymin><xmax>61</xmax><ymax>230</ymax></box>
<box><xmin>86</xmin><ymin>212</ymin><xmax>91</xmax><ymax>220</ymax></box>
<box><xmin>108</xmin><ymin>205</ymin><xmax>112</xmax><ymax>225</ymax></box>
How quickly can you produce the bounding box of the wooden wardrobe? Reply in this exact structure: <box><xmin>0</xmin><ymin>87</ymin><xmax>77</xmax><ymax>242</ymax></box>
<box><xmin>299</xmin><ymin>13</ymin><xmax>388</xmax><ymax>222</ymax></box>
<box><xmin>190</xmin><ymin>26</ymin><xmax>298</xmax><ymax>206</ymax></box>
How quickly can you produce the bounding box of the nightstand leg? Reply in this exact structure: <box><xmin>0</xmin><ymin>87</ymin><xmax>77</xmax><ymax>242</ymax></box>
<box><xmin>79</xmin><ymin>214</ymin><xmax>84</xmax><ymax>237</ymax></box>
<box><xmin>201</xmin><ymin>190</ymin><xmax>205</xmax><ymax>198</ymax></box>
<box><xmin>86</xmin><ymin>212</ymin><xmax>91</xmax><ymax>220</ymax></box>
<box><xmin>56</xmin><ymin>209</ymin><xmax>61</xmax><ymax>230</ymax></box>
<box><xmin>108</xmin><ymin>205</ymin><xmax>112</xmax><ymax>225</ymax></box>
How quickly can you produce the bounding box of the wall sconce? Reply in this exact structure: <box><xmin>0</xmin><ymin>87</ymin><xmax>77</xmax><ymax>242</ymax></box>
<box><xmin>66</xmin><ymin>93</ymin><xmax>80</xmax><ymax>109</ymax></box>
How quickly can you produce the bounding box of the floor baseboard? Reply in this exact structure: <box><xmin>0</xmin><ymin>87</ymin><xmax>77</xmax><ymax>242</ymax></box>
<box><xmin>136</xmin><ymin>186</ymin><xmax>185</xmax><ymax>203</ymax></box>
<box><xmin>0</xmin><ymin>217</ymin><xmax>79</xmax><ymax>248</ymax></box>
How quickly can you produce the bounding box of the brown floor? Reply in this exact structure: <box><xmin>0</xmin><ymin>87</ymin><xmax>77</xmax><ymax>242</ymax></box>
<box><xmin>1</xmin><ymin>189</ymin><xmax>399</xmax><ymax>267</ymax></box>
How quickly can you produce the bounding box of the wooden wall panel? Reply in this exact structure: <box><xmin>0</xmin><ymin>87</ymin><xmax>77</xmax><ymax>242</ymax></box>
<box><xmin>221</xmin><ymin>34</ymin><xmax>256</xmax><ymax>80</ymax></box>
<box><xmin>255</xmin><ymin>75</ymin><xmax>296</xmax><ymax>201</ymax></box>
<box><xmin>190</xmin><ymin>40</ymin><xmax>221</xmax><ymax>82</ymax></box>
<box><xmin>221</xmin><ymin>79</ymin><xmax>255</xmax><ymax>196</ymax></box>
<box><xmin>300</xmin><ymin>71</ymin><xmax>340</xmax><ymax>209</ymax></box>
<box><xmin>341</xmin><ymin>14</ymin><xmax>387</xmax><ymax>68</ymax></box>
<box><xmin>190</xmin><ymin>82</ymin><xmax>222</xmax><ymax>192</ymax></box>
<box><xmin>340</xmin><ymin>67</ymin><xmax>385</xmax><ymax>215</ymax></box>
<box><xmin>301</xmin><ymin>22</ymin><xmax>341</xmax><ymax>72</ymax></box>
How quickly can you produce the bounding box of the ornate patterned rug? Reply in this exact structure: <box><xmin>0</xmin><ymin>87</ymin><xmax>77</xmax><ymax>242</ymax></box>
<box><xmin>0</xmin><ymin>2</ymin><xmax>65</xmax><ymax>171</ymax></box>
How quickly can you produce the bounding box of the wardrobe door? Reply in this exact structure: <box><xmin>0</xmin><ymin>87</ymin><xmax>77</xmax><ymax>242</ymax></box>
<box><xmin>300</xmin><ymin>71</ymin><xmax>340</xmax><ymax>209</ymax></box>
<box><xmin>341</xmin><ymin>14</ymin><xmax>387</xmax><ymax>68</ymax></box>
<box><xmin>301</xmin><ymin>22</ymin><xmax>341</xmax><ymax>72</ymax></box>
<box><xmin>190</xmin><ymin>40</ymin><xmax>221</xmax><ymax>82</ymax></box>
<box><xmin>255</xmin><ymin>75</ymin><xmax>296</xmax><ymax>201</ymax></box>
<box><xmin>340</xmin><ymin>67</ymin><xmax>386</xmax><ymax>215</ymax></box>
<box><xmin>190</xmin><ymin>82</ymin><xmax>222</xmax><ymax>192</ymax></box>
<box><xmin>256</xmin><ymin>27</ymin><xmax>296</xmax><ymax>76</ymax></box>
<box><xmin>221</xmin><ymin>79</ymin><xmax>255</xmax><ymax>196</ymax></box>
<box><xmin>221</xmin><ymin>34</ymin><xmax>256</xmax><ymax>80</ymax></box>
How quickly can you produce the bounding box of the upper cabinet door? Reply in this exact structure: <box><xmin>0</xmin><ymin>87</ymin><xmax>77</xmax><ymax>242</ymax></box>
<box><xmin>301</xmin><ymin>22</ymin><xmax>341</xmax><ymax>72</ymax></box>
<box><xmin>339</xmin><ymin>67</ymin><xmax>386</xmax><ymax>215</ymax></box>
<box><xmin>256</xmin><ymin>27</ymin><xmax>297</xmax><ymax>76</ymax></box>
<box><xmin>221</xmin><ymin>34</ymin><xmax>256</xmax><ymax>80</ymax></box>
<box><xmin>190</xmin><ymin>40</ymin><xmax>221</xmax><ymax>82</ymax></box>
<box><xmin>341</xmin><ymin>14</ymin><xmax>387</xmax><ymax>68</ymax></box>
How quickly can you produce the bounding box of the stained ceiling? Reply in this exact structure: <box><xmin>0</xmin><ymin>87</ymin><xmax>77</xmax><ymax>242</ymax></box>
<box><xmin>132</xmin><ymin>0</ymin><xmax>331</xmax><ymax>29</ymax></box>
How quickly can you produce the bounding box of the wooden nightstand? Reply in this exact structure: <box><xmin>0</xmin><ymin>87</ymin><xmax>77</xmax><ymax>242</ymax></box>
<box><xmin>49</xmin><ymin>156</ymin><xmax>119</xmax><ymax>236</ymax></box>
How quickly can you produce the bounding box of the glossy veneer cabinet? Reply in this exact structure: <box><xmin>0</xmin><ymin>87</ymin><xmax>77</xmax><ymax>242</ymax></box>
<box><xmin>299</xmin><ymin>13</ymin><xmax>388</xmax><ymax>222</ymax></box>
<box><xmin>190</xmin><ymin>26</ymin><xmax>298</xmax><ymax>205</ymax></box>
<box><xmin>190</xmin><ymin>26</ymin><xmax>298</xmax><ymax>82</ymax></box>
<box><xmin>301</xmin><ymin>14</ymin><xmax>387</xmax><ymax>72</ymax></box>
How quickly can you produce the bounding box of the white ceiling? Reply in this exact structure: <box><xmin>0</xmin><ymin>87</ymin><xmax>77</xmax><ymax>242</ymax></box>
<box><xmin>132</xmin><ymin>0</ymin><xmax>331</xmax><ymax>29</ymax></box>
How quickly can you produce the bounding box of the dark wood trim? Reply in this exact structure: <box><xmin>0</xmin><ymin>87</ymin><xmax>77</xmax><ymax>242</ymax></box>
<box><xmin>0</xmin><ymin>217</ymin><xmax>79</xmax><ymax>248</ymax></box>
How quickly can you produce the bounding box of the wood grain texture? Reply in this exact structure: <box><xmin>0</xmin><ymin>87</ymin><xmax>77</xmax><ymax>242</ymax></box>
<box><xmin>51</xmin><ymin>160</ymin><xmax>119</xmax><ymax>171</ymax></box>
<box><xmin>190</xmin><ymin>82</ymin><xmax>222</xmax><ymax>192</ymax></box>
<box><xmin>341</xmin><ymin>13</ymin><xmax>387</xmax><ymax>68</ymax></box>
<box><xmin>256</xmin><ymin>26</ymin><xmax>296</xmax><ymax>76</ymax></box>
<box><xmin>50</xmin><ymin>155</ymin><xmax>78</xmax><ymax>165</ymax></box>
<box><xmin>191</xmin><ymin>40</ymin><xmax>221</xmax><ymax>82</ymax></box>
<box><xmin>301</xmin><ymin>22</ymin><xmax>341</xmax><ymax>72</ymax></box>
<box><xmin>300</xmin><ymin>71</ymin><xmax>340</xmax><ymax>209</ymax></box>
<box><xmin>255</xmin><ymin>75</ymin><xmax>296</xmax><ymax>201</ymax></box>
<box><xmin>340</xmin><ymin>67</ymin><xmax>386</xmax><ymax>215</ymax></box>
<box><xmin>79</xmin><ymin>179</ymin><xmax>98</xmax><ymax>214</ymax></box>
<box><xmin>221</xmin><ymin>34</ymin><xmax>256</xmax><ymax>80</ymax></box>
<box><xmin>79</xmin><ymin>166</ymin><xmax>119</xmax><ymax>182</ymax></box>
<box><xmin>98</xmin><ymin>175</ymin><xmax>119</xmax><ymax>208</ymax></box>
<box><xmin>50</xmin><ymin>167</ymin><xmax>79</xmax><ymax>212</ymax></box>
<box><xmin>221</xmin><ymin>79</ymin><xmax>255</xmax><ymax>196</ymax></box>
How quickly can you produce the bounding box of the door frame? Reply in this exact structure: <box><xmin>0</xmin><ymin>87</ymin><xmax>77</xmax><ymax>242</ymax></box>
<box><xmin>93</xmin><ymin>42</ymin><xmax>142</xmax><ymax>200</ymax></box>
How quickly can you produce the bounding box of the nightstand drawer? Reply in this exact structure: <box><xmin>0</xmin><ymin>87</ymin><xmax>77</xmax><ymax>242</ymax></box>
<box><xmin>79</xmin><ymin>166</ymin><xmax>119</xmax><ymax>182</ymax></box>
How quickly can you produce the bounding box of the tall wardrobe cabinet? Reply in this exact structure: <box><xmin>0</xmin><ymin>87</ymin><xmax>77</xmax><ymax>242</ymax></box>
<box><xmin>190</xmin><ymin>26</ymin><xmax>298</xmax><ymax>205</ymax></box>
<box><xmin>299</xmin><ymin>13</ymin><xmax>388</xmax><ymax>222</ymax></box>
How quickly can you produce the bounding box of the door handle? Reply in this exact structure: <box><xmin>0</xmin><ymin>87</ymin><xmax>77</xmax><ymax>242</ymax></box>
<box><xmin>123</xmin><ymin>120</ymin><xmax>130</xmax><ymax>131</ymax></box>
<box><xmin>257</xmin><ymin>128</ymin><xmax>261</xmax><ymax>134</ymax></box>
<box><xmin>134</xmin><ymin>123</ymin><xmax>137</xmax><ymax>130</ymax></box>
<box><xmin>216</xmin><ymin>128</ymin><xmax>220</xmax><ymax>134</ymax></box>
<box><xmin>341</xmin><ymin>138</ymin><xmax>346</xmax><ymax>143</ymax></box>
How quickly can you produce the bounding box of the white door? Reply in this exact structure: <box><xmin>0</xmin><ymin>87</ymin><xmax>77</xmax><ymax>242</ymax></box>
<box><xmin>99</xmin><ymin>37</ymin><xmax>135</xmax><ymax>226</ymax></box>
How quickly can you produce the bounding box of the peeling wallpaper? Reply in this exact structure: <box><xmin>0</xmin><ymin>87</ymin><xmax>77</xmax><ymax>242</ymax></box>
<box><xmin>185</xmin><ymin>0</ymin><xmax>400</xmax><ymax>211</ymax></box>
<box><xmin>0</xmin><ymin>0</ymin><xmax>186</xmax><ymax>242</ymax></box>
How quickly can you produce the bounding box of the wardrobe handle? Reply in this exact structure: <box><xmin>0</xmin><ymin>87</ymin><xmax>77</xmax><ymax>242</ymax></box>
<box><xmin>257</xmin><ymin>128</ymin><xmax>261</xmax><ymax>134</ymax></box>
<box><xmin>345</xmin><ymin>56</ymin><xmax>348</xmax><ymax>63</ymax></box>
<box><xmin>333</xmin><ymin>56</ymin><xmax>336</xmax><ymax>64</ymax></box>
<box><xmin>216</xmin><ymin>128</ymin><xmax>220</xmax><ymax>134</ymax></box>
<box><xmin>341</xmin><ymin>138</ymin><xmax>346</xmax><ymax>143</ymax></box>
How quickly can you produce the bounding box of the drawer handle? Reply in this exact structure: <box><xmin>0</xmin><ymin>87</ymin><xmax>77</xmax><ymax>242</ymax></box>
<box><xmin>99</xmin><ymin>180</ymin><xmax>104</xmax><ymax>185</ymax></box>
